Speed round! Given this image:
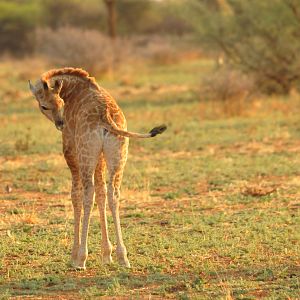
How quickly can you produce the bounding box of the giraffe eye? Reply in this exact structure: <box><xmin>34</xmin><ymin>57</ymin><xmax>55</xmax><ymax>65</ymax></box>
<box><xmin>41</xmin><ymin>105</ymin><xmax>50</xmax><ymax>110</ymax></box>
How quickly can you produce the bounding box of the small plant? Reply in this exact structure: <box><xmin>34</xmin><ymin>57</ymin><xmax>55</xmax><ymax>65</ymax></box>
<box><xmin>0</xmin><ymin>289</ymin><xmax>11</xmax><ymax>300</ymax></box>
<box><xmin>199</xmin><ymin>67</ymin><xmax>254</xmax><ymax>116</ymax></box>
<box><xmin>79</xmin><ymin>286</ymin><xmax>105</xmax><ymax>299</ymax></box>
<box><xmin>107</xmin><ymin>277</ymin><xmax>125</xmax><ymax>296</ymax></box>
<box><xmin>256</xmin><ymin>268</ymin><xmax>274</xmax><ymax>281</ymax></box>
<box><xmin>163</xmin><ymin>192</ymin><xmax>179</xmax><ymax>200</ymax></box>
<box><xmin>14</xmin><ymin>127</ymin><xmax>34</xmax><ymax>152</ymax></box>
<box><xmin>177</xmin><ymin>292</ymin><xmax>190</xmax><ymax>300</ymax></box>
<box><xmin>192</xmin><ymin>277</ymin><xmax>203</xmax><ymax>292</ymax></box>
<box><xmin>7</xmin><ymin>208</ymin><xmax>24</xmax><ymax>215</ymax></box>
<box><xmin>15</xmin><ymin>134</ymin><xmax>31</xmax><ymax>152</ymax></box>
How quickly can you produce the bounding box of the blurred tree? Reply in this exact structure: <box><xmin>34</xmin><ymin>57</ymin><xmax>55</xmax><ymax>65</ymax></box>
<box><xmin>144</xmin><ymin>0</ymin><xmax>193</xmax><ymax>35</ymax></box>
<box><xmin>190</xmin><ymin>0</ymin><xmax>300</xmax><ymax>94</ymax></box>
<box><xmin>104</xmin><ymin>0</ymin><xmax>116</xmax><ymax>38</ymax></box>
<box><xmin>42</xmin><ymin>0</ymin><xmax>105</xmax><ymax>30</ymax></box>
<box><xmin>115</xmin><ymin>0</ymin><xmax>193</xmax><ymax>36</ymax></box>
<box><xmin>0</xmin><ymin>1</ymin><xmax>39</xmax><ymax>56</ymax></box>
<box><xmin>0</xmin><ymin>0</ymin><xmax>196</xmax><ymax>57</ymax></box>
<box><xmin>116</xmin><ymin>0</ymin><xmax>152</xmax><ymax>35</ymax></box>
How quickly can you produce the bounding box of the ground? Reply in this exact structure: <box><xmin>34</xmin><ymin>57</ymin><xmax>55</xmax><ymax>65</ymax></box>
<box><xmin>0</xmin><ymin>59</ymin><xmax>299</xmax><ymax>299</ymax></box>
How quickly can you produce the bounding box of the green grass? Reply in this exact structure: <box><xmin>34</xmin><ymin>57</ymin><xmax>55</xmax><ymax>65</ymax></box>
<box><xmin>0</xmin><ymin>59</ymin><xmax>300</xmax><ymax>299</ymax></box>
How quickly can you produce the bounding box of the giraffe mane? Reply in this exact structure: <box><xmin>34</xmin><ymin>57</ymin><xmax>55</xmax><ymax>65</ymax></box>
<box><xmin>41</xmin><ymin>67</ymin><xmax>98</xmax><ymax>87</ymax></box>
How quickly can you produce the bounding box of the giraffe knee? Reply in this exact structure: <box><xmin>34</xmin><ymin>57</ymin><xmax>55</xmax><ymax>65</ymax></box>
<box><xmin>82</xmin><ymin>176</ymin><xmax>94</xmax><ymax>194</ymax></box>
<box><xmin>108</xmin><ymin>182</ymin><xmax>119</xmax><ymax>196</ymax></box>
<box><xmin>108</xmin><ymin>196</ymin><xmax>117</xmax><ymax>211</ymax></box>
<box><xmin>95</xmin><ymin>183</ymin><xmax>107</xmax><ymax>204</ymax></box>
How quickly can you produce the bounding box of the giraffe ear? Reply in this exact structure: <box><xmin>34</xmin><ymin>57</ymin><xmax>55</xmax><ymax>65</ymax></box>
<box><xmin>28</xmin><ymin>80</ymin><xmax>35</xmax><ymax>94</ymax></box>
<box><xmin>53</xmin><ymin>80</ymin><xmax>63</xmax><ymax>94</ymax></box>
<box><xmin>42</xmin><ymin>80</ymin><xmax>49</xmax><ymax>91</ymax></box>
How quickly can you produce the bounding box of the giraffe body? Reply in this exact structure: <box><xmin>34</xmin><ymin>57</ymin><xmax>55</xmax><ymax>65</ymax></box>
<box><xmin>29</xmin><ymin>68</ymin><xmax>166</xmax><ymax>269</ymax></box>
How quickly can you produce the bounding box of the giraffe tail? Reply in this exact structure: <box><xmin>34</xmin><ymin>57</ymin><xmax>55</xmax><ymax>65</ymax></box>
<box><xmin>102</xmin><ymin>112</ymin><xmax>167</xmax><ymax>138</ymax></box>
<box><xmin>102</xmin><ymin>123</ymin><xmax>167</xmax><ymax>138</ymax></box>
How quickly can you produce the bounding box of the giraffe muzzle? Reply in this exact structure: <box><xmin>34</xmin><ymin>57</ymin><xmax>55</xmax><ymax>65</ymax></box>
<box><xmin>55</xmin><ymin>120</ymin><xmax>64</xmax><ymax>131</ymax></box>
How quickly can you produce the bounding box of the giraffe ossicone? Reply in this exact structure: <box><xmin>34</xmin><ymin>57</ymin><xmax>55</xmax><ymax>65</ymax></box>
<box><xmin>29</xmin><ymin>67</ymin><xmax>167</xmax><ymax>269</ymax></box>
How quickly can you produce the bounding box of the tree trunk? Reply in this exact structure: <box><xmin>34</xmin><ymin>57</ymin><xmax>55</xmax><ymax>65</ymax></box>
<box><xmin>104</xmin><ymin>0</ymin><xmax>116</xmax><ymax>39</ymax></box>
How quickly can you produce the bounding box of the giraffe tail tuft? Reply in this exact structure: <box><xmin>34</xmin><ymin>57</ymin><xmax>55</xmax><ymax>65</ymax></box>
<box><xmin>149</xmin><ymin>124</ymin><xmax>167</xmax><ymax>137</ymax></box>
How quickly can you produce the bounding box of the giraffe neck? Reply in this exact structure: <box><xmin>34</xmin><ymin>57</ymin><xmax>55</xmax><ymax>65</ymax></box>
<box><xmin>59</xmin><ymin>76</ymin><xmax>87</xmax><ymax>104</ymax></box>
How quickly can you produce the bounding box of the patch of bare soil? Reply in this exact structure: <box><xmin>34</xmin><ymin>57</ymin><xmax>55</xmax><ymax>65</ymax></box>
<box><xmin>241</xmin><ymin>182</ymin><xmax>278</xmax><ymax>197</ymax></box>
<box><xmin>123</xmin><ymin>174</ymin><xmax>300</xmax><ymax>217</ymax></box>
<box><xmin>12</xmin><ymin>294</ymin><xmax>81</xmax><ymax>300</ymax></box>
<box><xmin>0</xmin><ymin>189</ymin><xmax>67</xmax><ymax>211</ymax></box>
<box><xmin>221</xmin><ymin>139</ymin><xmax>300</xmax><ymax>155</ymax></box>
<box><xmin>0</xmin><ymin>187</ymin><xmax>70</xmax><ymax>231</ymax></box>
<box><xmin>0</xmin><ymin>153</ymin><xmax>64</xmax><ymax>171</ymax></box>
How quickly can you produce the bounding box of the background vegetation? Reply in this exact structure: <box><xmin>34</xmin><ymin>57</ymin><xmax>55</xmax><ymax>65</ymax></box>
<box><xmin>0</xmin><ymin>0</ymin><xmax>300</xmax><ymax>299</ymax></box>
<box><xmin>1</xmin><ymin>0</ymin><xmax>300</xmax><ymax>95</ymax></box>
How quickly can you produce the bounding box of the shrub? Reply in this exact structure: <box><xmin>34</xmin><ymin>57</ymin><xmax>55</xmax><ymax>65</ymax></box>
<box><xmin>35</xmin><ymin>27</ymin><xmax>184</xmax><ymax>74</ymax></box>
<box><xmin>131</xmin><ymin>35</ymin><xmax>180</xmax><ymax>65</ymax></box>
<box><xmin>35</xmin><ymin>27</ymin><xmax>132</xmax><ymax>75</ymax></box>
<box><xmin>199</xmin><ymin>67</ymin><xmax>254</xmax><ymax>116</ymax></box>
<box><xmin>190</xmin><ymin>0</ymin><xmax>300</xmax><ymax>94</ymax></box>
<box><xmin>200</xmin><ymin>67</ymin><xmax>254</xmax><ymax>101</ymax></box>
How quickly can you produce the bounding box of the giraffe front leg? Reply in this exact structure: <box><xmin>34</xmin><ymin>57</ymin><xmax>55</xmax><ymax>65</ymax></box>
<box><xmin>71</xmin><ymin>130</ymin><xmax>103</xmax><ymax>270</ymax></box>
<box><xmin>71</xmin><ymin>194</ymin><xmax>82</xmax><ymax>265</ymax></box>
<box><xmin>73</xmin><ymin>175</ymin><xmax>95</xmax><ymax>270</ymax></box>
<box><xmin>66</xmin><ymin>161</ymin><xmax>82</xmax><ymax>266</ymax></box>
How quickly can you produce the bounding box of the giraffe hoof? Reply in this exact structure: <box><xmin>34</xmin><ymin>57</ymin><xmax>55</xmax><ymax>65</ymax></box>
<box><xmin>102</xmin><ymin>255</ymin><xmax>113</xmax><ymax>265</ymax></box>
<box><xmin>73</xmin><ymin>265</ymin><xmax>86</xmax><ymax>271</ymax></box>
<box><xmin>71</xmin><ymin>261</ymin><xmax>86</xmax><ymax>270</ymax></box>
<box><xmin>119</xmin><ymin>259</ymin><xmax>131</xmax><ymax>268</ymax></box>
<box><xmin>116</xmin><ymin>248</ymin><xmax>130</xmax><ymax>268</ymax></box>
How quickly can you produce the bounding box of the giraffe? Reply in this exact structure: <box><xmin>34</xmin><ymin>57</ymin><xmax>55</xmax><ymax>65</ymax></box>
<box><xmin>29</xmin><ymin>68</ymin><xmax>166</xmax><ymax>269</ymax></box>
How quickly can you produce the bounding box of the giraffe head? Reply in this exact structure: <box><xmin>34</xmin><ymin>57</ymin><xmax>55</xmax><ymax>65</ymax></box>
<box><xmin>29</xmin><ymin>79</ymin><xmax>65</xmax><ymax>131</ymax></box>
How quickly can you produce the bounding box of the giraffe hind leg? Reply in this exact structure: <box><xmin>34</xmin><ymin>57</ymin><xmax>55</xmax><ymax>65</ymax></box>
<box><xmin>94</xmin><ymin>153</ymin><xmax>113</xmax><ymax>265</ymax></box>
<box><xmin>104</xmin><ymin>135</ymin><xmax>130</xmax><ymax>267</ymax></box>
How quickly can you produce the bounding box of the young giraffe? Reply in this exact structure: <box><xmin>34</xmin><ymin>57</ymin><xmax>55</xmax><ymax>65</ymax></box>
<box><xmin>29</xmin><ymin>68</ymin><xmax>166</xmax><ymax>269</ymax></box>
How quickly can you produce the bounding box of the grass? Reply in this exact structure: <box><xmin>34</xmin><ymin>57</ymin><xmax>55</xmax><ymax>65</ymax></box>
<box><xmin>0</xmin><ymin>58</ymin><xmax>300</xmax><ymax>299</ymax></box>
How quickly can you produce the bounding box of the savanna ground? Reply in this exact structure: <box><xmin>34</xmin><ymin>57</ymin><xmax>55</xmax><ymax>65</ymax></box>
<box><xmin>0</xmin><ymin>58</ymin><xmax>299</xmax><ymax>300</ymax></box>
